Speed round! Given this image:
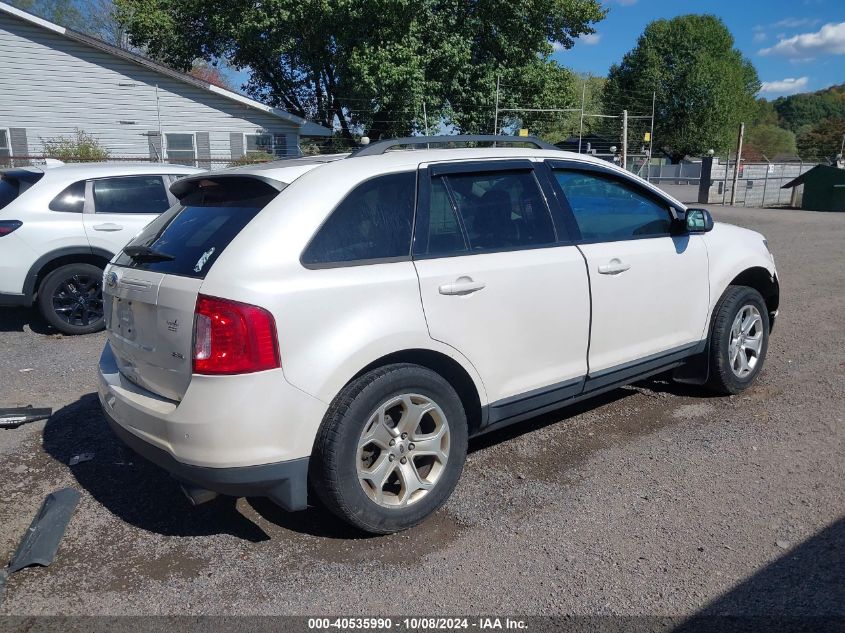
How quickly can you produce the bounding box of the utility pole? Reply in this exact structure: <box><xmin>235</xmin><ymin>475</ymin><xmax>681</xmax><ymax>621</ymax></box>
<box><xmin>493</xmin><ymin>75</ymin><xmax>500</xmax><ymax>135</ymax></box>
<box><xmin>422</xmin><ymin>101</ymin><xmax>429</xmax><ymax>136</ymax></box>
<box><xmin>621</xmin><ymin>109</ymin><xmax>628</xmax><ymax>172</ymax></box>
<box><xmin>730</xmin><ymin>122</ymin><xmax>745</xmax><ymax>205</ymax></box>
<box><xmin>578</xmin><ymin>81</ymin><xmax>586</xmax><ymax>153</ymax></box>
<box><xmin>646</xmin><ymin>91</ymin><xmax>655</xmax><ymax>181</ymax></box>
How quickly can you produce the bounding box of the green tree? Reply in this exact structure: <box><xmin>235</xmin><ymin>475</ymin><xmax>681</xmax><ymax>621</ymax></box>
<box><xmin>9</xmin><ymin>0</ymin><xmax>131</xmax><ymax>47</ymax></box>
<box><xmin>113</xmin><ymin>0</ymin><xmax>606</xmax><ymax>141</ymax></box>
<box><xmin>774</xmin><ymin>84</ymin><xmax>845</xmax><ymax>133</ymax></box>
<box><xmin>743</xmin><ymin>124</ymin><xmax>796</xmax><ymax>161</ymax></box>
<box><xmin>796</xmin><ymin>117</ymin><xmax>845</xmax><ymax>163</ymax></box>
<box><xmin>603</xmin><ymin>15</ymin><xmax>759</xmax><ymax>163</ymax></box>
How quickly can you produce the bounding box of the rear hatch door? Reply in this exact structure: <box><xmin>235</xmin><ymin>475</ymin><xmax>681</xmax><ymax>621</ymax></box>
<box><xmin>104</xmin><ymin>176</ymin><xmax>283</xmax><ymax>401</ymax></box>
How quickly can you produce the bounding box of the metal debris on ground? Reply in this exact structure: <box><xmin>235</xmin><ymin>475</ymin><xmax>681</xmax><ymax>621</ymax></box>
<box><xmin>0</xmin><ymin>406</ymin><xmax>52</xmax><ymax>429</ymax></box>
<box><xmin>0</xmin><ymin>488</ymin><xmax>81</xmax><ymax>602</ymax></box>
<box><xmin>69</xmin><ymin>453</ymin><xmax>95</xmax><ymax>466</ymax></box>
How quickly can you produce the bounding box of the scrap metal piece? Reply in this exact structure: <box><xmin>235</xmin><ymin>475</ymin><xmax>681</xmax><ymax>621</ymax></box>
<box><xmin>0</xmin><ymin>407</ymin><xmax>52</xmax><ymax>429</ymax></box>
<box><xmin>7</xmin><ymin>488</ymin><xmax>81</xmax><ymax>573</ymax></box>
<box><xmin>69</xmin><ymin>453</ymin><xmax>95</xmax><ymax>466</ymax></box>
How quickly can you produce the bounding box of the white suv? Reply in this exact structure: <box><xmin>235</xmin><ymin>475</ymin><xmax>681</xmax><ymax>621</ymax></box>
<box><xmin>0</xmin><ymin>162</ymin><xmax>202</xmax><ymax>334</ymax></box>
<box><xmin>97</xmin><ymin>136</ymin><xmax>779</xmax><ymax>534</ymax></box>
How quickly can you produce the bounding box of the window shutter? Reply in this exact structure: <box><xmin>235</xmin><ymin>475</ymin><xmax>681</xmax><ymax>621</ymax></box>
<box><xmin>10</xmin><ymin>128</ymin><xmax>29</xmax><ymax>166</ymax></box>
<box><xmin>196</xmin><ymin>132</ymin><xmax>211</xmax><ymax>168</ymax></box>
<box><xmin>148</xmin><ymin>131</ymin><xmax>162</xmax><ymax>161</ymax></box>
<box><xmin>230</xmin><ymin>133</ymin><xmax>244</xmax><ymax>159</ymax></box>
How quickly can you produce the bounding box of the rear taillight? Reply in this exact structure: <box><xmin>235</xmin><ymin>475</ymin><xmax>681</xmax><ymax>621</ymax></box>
<box><xmin>0</xmin><ymin>221</ymin><xmax>22</xmax><ymax>236</ymax></box>
<box><xmin>192</xmin><ymin>295</ymin><xmax>280</xmax><ymax>375</ymax></box>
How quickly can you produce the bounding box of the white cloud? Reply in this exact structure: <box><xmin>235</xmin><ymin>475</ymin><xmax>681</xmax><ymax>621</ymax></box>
<box><xmin>580</xmin><ymin>33</ymin><xmax>601</xmax><ymax>45</ymax></box>
<box><xmin>753</xmin><ymin>32</ymin><xmax>767</xmax><ymax>43</ymax></box>
<box><xmin>551</xmin><ymin>41</ymin><xmax>564</xmax><ymax>52</ymax></box>
<box><xmin>759</xmin><ymin>76</ymin><xmax>810</xmax><ymax>95</ymax></box>
<box><xmin>611</xmin><ymin>0</ymin><xmax>638</xmax><ymax>5</ymax></box>
<box><xmin>772</xmin><ymin>17</ymin><xmax>821</xmax><ymax>29</ymax></box>
<box><xmin>759</xmin><ymin>21</ymin><xmax>845</xmax><ymax>58</ymax></box>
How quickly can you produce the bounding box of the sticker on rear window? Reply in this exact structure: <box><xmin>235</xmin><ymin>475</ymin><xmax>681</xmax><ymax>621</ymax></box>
<box><xmin>194</xmin><ymin>247</ymin><xmax>215</xmax><ymax>273</ymax></box>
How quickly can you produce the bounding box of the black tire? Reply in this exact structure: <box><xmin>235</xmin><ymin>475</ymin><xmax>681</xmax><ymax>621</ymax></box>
<box><xmin>311</xmin><ymin>363</ymin><xmax>468</xmax><ymax>534</ymax></box>
<box><xmin>37</xmin><ymin>263</ymin><xmax>105</xmax><ymax>335</ymax></box>
<box><xmin>706</xmin><ymin>285</ymin><xmax>770</xmax><ymax>395</ymax></box>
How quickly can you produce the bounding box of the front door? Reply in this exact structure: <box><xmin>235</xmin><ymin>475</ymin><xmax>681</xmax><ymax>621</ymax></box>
<box><xmin>412</xmin><ymin>161</ymin><xmax>591</xmax><ymax>407</ymax></box>
<box><xmin>550</xmin><ymin>165</ymin><xmax>710</xmax><ymax>375</ymax></box>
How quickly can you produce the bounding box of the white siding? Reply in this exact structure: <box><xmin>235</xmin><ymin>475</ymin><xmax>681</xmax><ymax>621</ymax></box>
<box><xmin>0</xmin><ymin>11</ymin><xmax>302</xmax><ymax>162</ymax></box>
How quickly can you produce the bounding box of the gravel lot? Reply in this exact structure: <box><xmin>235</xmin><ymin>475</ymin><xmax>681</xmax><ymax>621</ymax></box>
<box><xmin>0</xmin><ymin>205</ymin><xmax>842</xmax><ymax>617</ymax></box>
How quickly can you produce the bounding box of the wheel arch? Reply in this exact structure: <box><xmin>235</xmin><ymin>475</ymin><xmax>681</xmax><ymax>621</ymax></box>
<box><xmin>351</xmin><ymin>348</ymin><xmax>485</xmax><ymax>435</ymax></box>
<box><xmin>729</xmin><ymin>266</ymin><xmax>779</xmax><ymax>316</ymax></box>
<box><xmin>24</xmin><ymin>247</ymin><xmax>114</xmax><ymax>302</ymax></box>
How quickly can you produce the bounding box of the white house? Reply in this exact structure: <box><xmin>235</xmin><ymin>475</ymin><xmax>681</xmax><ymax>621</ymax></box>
<box><xmin>0</xmin><ymin>2</ymin><xmax>331</xmax><ymax>167</ymax></box>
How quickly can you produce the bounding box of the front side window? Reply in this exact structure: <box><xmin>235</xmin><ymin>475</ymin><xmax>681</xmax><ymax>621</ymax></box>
<box><xmin>554</xmin><ymin>170</ymin><xmax>672</xmax><ymax>241</ymax></box>
<box><xmin>302</xmin><ymin>172</ymin><xmax>416</xmax><ymax>266</ymax></box>
<box><xmin>48</xmin><ymin>180</ymin><xmax>86</xmax><ymax>213</ymax></box>
<box><xmin>443</xmin><ymin>170</ymin><xmax>555</xmax><ymax>252</ymax></box>
<box><xmin>165</xmin><ymin>133</ymin><xmax>196</xmax><ymax>166</ymax></box>
<box><xmin>92</xmin><ymin>176</ymin><xmax>170</xmax><ymax>214</ymax></box>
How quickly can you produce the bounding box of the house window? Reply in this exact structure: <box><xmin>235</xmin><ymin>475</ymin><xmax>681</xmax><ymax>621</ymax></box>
<box><xmin>165</xmin><ymin>133</ymin><xmax>196</xmax><ymax>166</ymax></box>
<box><xmin>245</xmin><ymin>133</ymin><xmax>288</xmax><ymax>158</ymax></box>
<box><xmin>0</xmin><ymin>129</ymin><xmax>10</xmax><ymax>166</ymax></box>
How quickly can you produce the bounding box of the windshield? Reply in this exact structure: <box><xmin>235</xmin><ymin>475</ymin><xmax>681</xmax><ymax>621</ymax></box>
<box><xmin>112</xmin><ymin>180</ymin><xmax>279</xmax><ymax>279</ymax></box>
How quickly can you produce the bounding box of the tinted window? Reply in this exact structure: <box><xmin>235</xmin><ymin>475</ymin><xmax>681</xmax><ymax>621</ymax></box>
<box><xmin>422</xmin><ymin>176</ymin><xmax>467</xmax><ymax>256</ymax></box>
<box><xmin>302</xmin><ymin>172</ymin><xmax>416</xmax><ymax>265</ymax></box>
<box><xmin>92</xmin><ymin>176</ymin><xmax>170</xmax><ymax>214</ymax></box>
<box><xmin>445</xmin><ymin>170</ymin><xmax>555</xmax><ymax>251</ymax></box>
<box><xmin>113</xmin><ymin>179</ymin><xmax>278</xmax><ymax>279</ymax></box>
<box><xmin>554</xmin><ymin>170</ymin><xmax>672</xmax><ymax>240</ymax></box>
<box><xmin>49</xmin><ymin>180</ymin><xmax>86</xmax><ymax>213</ymax></box>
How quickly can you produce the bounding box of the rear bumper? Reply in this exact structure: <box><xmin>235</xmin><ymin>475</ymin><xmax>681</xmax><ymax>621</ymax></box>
<box><xmin>103</xmin><ymin>409</ymin><xmax>309</xmax><ymax>510</ymax></box>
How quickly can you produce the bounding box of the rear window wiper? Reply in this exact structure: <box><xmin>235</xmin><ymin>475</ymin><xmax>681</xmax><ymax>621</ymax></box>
<box><xmin>123</xmin><ymin>245</ymin><xmax>176</xmax><ymax>262</ymax></box>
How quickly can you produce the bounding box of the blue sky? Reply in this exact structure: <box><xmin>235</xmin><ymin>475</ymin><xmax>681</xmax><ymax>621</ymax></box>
<box><xmin>555</xmin><ymin>0</ymin><xmax>845</xmax><ymax>98</ymax></box>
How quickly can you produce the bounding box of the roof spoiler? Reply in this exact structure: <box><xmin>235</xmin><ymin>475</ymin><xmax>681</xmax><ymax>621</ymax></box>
<box><xmin>169</xmin><ymin>174</ymin><xmax>287</xmax><ymax>202</ymax></box>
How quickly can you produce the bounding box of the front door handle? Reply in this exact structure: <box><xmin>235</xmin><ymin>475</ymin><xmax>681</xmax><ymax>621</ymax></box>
<box><xmin>438</xmin><ymin>276</ymin><xmax>486</xmax><ymax>296</ymax></box>
<box><xmin>597</xmin><ymin>258</ymin><xmax>631</xmax><ymax>275</ymax></box>
<box><xmin>93</xmin><ymin>223</ymin><xmax>123</xmax><ymax>232</ymax></box>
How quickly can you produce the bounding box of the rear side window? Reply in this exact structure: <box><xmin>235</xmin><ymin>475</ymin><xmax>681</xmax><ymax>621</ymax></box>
<box><xmin>49</xmin><ymin>180</ymin><xmax>86</xmax><ymax>213</ymax></box>
<box><xmin>302</xmin><ymin>172</ymin><xmax>416</xmax><ymax>266</ymax></box>
<box><xmin>554</xmin><ymin>170</ymin><xmax>672</xmax><ymax>241</ymax></box>
<box><xmin>92</xmin><ymin>176</ymin><xmax>170</xmax><ymax>214</ymax></box>
<box><xmin>113</xmin><ymin>178</ymin><xmax>280</xmax><ymax>279</ymax></box>
<box><xmin>440</xmin><ymin>170</ymin><xmax>555</xmax><ymax>252</ymax></box>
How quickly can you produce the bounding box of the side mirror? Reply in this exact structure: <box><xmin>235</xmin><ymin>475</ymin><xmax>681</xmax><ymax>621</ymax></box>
<box><xmin>685</xmin><ymin>208</ymin><xmax>714</xmax><ymax>233</ymax></box>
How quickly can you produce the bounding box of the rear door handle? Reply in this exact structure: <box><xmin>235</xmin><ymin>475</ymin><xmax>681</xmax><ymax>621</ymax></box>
<box><xmin>93</xmin><ymin>223</ymin><xmax>123</xmax><ymax>232</ymax></box>
<box><xmin>597</xmin><ymin>258</ymin><xmax>631</xmax><ymax>275</ymax></box>
<box><xmin>438</xmin><ymin>277</ymin><xmax>486</xmax><ymax>296</ymax></box>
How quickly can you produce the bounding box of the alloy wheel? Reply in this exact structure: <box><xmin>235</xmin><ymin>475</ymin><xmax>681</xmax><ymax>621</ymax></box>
<box><xmin>51</xmin><ymin>273</ymin><xmax>104</xmax><ymax>327</ymax></box>
<box><xmin>728</xmin><ymin>304</ymin><xmax>763</xmax><ymax>378</ymax></box>
<box><xmin>357</xmin><ymin>393</ymin><xmax>450</xmax><ymax>508</ymax></box>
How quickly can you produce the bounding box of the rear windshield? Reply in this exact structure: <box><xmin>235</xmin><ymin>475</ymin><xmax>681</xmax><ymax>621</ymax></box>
<box><xmin>113</xmin><ymin>178</ymin><xmax>280</xmax><ymax>279</ymax></box>
<box><xmin>0</xmin><ymin>171</ymin><xmax>44</xmax><ymax>210</ymax></box>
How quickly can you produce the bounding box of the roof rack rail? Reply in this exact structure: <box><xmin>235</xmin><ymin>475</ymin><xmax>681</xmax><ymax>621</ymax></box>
<box><xmin>348</xmin><ymin>134</ymin><xmax>560</xmax><ymax>157</ymax></box>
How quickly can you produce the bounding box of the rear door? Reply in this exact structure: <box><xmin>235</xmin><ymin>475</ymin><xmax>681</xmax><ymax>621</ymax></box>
<box><xmin>103</xmin><ymin>177</ymin><xmax>281</xmax><ymax>401</ymax></box>
<box><xmin>83</xmin><ymin>175</ymin><xmax>173</xmax><ymax>254</ymax></box>
<box><xmin>412</xmin><ymin>160</ymin><xmax>590</xmax><ymax>412</ymax></box>
<box><xmin>549</xmin><ymin>163</ymin><xmax>709</xmax><ymax>375</ymax></box>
